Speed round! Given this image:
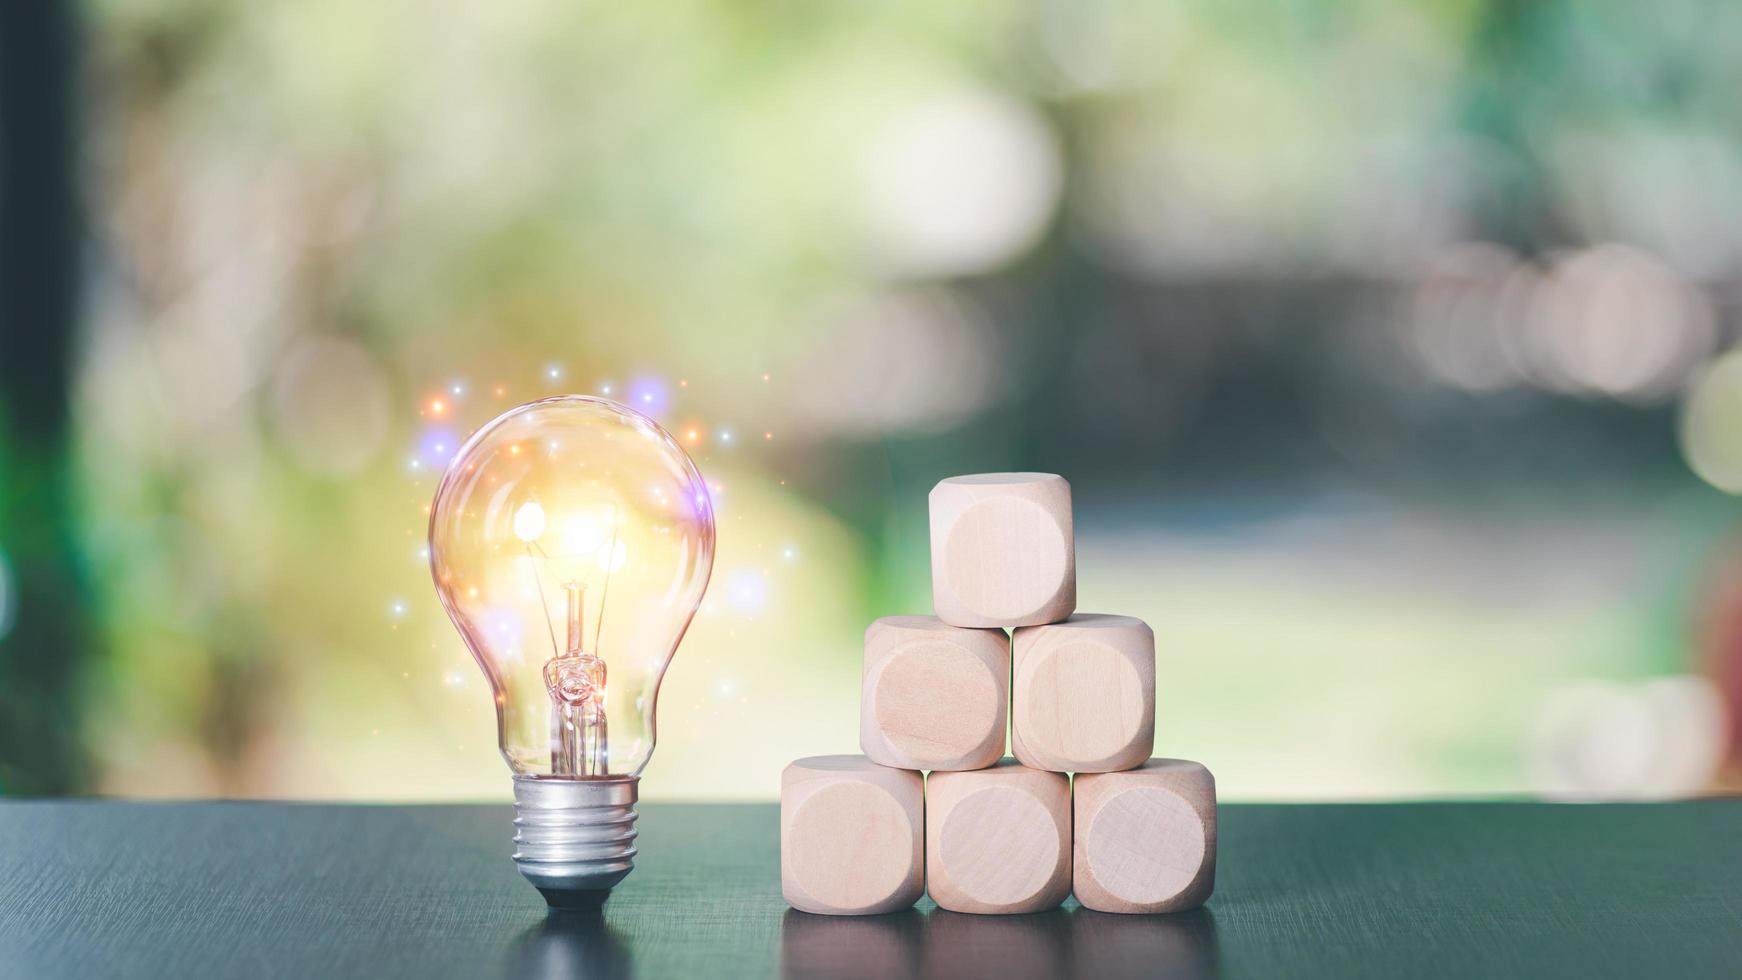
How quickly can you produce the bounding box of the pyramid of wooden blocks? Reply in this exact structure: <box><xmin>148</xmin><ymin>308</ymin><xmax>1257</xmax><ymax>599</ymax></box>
<box><xmin>925</xmin><ymin>762</ymin><xmax>1071</xmax><ymax>914</ymax></box>
<box><xmin>782</xmin><ymin>472</ymin><xmax>1216</xmax><ymax>918</ymax></box>
<box><xmin>1012</xmin><ymin>614</ymin><xmax>1156</xmax><ymax>773</ymax></box>
<box><xmin>861</xmin><ymin>616</ymin><xmax>1007</xmax><ymax>772</ymax></box>
<box><xmin>929</xmin><ymin>473</ymin><xmax>1076</xmax><ymax>628</ymax></box>
<box><xmin>781</xmin><ymin>756</ymin><xmax>924</xmax><ymax>915</ymax></box>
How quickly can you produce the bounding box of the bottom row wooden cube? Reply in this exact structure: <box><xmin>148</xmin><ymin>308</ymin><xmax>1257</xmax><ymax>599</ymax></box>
<box><xmin>781</xmin><ymin>756</ymin><xmax>924</xmax><ymax>915</ymax></box>
<box><xmin>1074</xmin><ymin>759</ymin><xmax>1216</xmax><ymax>913</ymax></box>
<box><xmin>781</xmin><ymin>755</ymin><xmax>1215</xmax><ymax>916</ymax></box>
<box><xmin>926</xmin><ymin>761</ymin><xmax>1072</xmax><ymax>914</ymax></box>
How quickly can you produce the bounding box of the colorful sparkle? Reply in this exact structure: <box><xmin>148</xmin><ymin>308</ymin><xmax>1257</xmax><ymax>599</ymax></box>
<box><xmin>627</xmin><ymin>376</ymin><xmax>669</xmax><ymax>416</ymax></box>
<box><xmin>417</xmin><ymin>425</ymin><xmax>463</xmax><ymax>467</ymax></box>
<box><xmin>725</xmin><ymin>568</ymin><xmax>769</xmax><ymax>615</ymax></box>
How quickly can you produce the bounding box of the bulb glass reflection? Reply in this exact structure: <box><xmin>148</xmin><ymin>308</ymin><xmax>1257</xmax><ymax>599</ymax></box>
<box><xmin>429</xmin><ymin>396</ymin><xmax>714</xmax><ymax>778</ymax></box>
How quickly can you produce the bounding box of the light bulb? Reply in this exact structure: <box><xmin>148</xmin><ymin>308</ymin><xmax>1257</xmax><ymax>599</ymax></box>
<box><xmin>428</xmin><ymin>395</ymin><xmax>715</xmax><ymax>909</ymax></box>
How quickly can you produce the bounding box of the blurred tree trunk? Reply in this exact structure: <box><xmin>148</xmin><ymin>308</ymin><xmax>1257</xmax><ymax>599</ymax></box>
<box><xmin>0</xmin><ymin>0</ymin><xmax>90</xmax><ymax>794</ymax></box>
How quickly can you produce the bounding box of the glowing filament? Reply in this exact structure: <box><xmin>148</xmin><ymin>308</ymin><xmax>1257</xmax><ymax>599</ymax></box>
<box><xmin>513</xmin><ymin>501</ymin><xmax>546</xmax><ymax>542</ymax></box>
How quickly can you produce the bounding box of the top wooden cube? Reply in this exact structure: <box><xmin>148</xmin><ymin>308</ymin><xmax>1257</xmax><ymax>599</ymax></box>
<box><xmin>929</xmin><ymin>473</ymin><xmax>1076</xmax><ymax>629</ymax></box>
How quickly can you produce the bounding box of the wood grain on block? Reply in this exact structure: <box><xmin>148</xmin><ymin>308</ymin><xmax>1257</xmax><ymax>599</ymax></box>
<box><xmin>861</xmin><ymin>616</ymin><xmax>1008</xmax><ymax>772</ymax></box>
<box><xmin>929</xmin><ymin>473</ymin><xmax>1076</xmax><ymax>629</ymax></box>
<box><xmin>924</xmin><ymin>761</ymin><xmax>1071</xmax><ymax>915</ymax></box>
<box><xmin>1011</xmin><ymin>614</ymin><xmax>1155</xmax><ymax>774</ymax></box>
<box><xmin>1073</xmin><ymin>759</ymin><xmax>1216</xmax><ymax>914</ymax></box>
<box><xmin>781</xmin><ymin>756</ymin><xmax>924</xmax><ymax>916</ymax></box>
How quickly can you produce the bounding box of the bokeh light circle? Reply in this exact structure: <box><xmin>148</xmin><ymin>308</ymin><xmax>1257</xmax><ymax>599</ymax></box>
<box><xmin>862</xmin><ymin>89</ymin><xmax>1063</xmax><ymax>277</ymax></box>
<box><xmin>1681</xmin><ymin>349</ymin><xmax>1742</xmax><ymax>493</ymax></box>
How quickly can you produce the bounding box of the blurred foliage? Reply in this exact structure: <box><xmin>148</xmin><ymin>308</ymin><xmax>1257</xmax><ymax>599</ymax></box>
<box><xmin>0</xmin><ymin>0</ymin><xmax>1739</xmax><ymax>798</ymax></box>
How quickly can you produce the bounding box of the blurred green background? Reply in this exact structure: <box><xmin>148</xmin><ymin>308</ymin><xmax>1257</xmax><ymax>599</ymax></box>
<box><xmin>4</xmin><ymin>0</ymin><xmax>1742</xmax><ymax>801</ymax></box>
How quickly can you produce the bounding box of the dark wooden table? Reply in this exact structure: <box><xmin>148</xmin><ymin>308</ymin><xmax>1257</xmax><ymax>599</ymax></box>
<box><xmin>1</xmin><ymin>800</ymin><xmax>1738</xmax><ymax>978</ymax></box>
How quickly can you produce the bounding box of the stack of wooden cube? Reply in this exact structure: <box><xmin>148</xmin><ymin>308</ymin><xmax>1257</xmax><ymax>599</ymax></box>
<box><xmin>781</xmin><ymin>473</ymin><xmax>1216</xmax><ymax>916</ymax></box>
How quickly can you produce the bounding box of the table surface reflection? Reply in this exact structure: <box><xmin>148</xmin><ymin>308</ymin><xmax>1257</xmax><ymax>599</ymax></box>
<box><xmin>1</xmin><ymin>800</ymin><xmax>1738</xmax><ymax>979</ymax></box>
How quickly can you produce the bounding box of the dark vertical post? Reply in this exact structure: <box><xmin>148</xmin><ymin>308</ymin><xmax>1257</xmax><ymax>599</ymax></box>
<box><xmin>0</xmin><ymin>0</ymin><xmax>89</xmax><ymax>794</ymax></box>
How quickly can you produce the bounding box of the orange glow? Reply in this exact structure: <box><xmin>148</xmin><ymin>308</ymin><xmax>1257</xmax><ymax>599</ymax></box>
<box><xmin>430</xmin><ymin>399</ymin><xmax>447</xmax><ymax>416</ymax></box>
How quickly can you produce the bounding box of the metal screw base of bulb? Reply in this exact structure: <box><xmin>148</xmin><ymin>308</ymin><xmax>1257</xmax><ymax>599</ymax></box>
<box><xmin>512</xmin><ymin>775</ymin><xmax>639</xmax><ymax>911</ymax></box>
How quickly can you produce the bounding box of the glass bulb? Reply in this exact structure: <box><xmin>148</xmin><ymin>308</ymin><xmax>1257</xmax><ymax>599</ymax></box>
<box><xmin>427</xmin><ymin>395</ymin><xmax>714</xmax><ymax>906</ymax></box>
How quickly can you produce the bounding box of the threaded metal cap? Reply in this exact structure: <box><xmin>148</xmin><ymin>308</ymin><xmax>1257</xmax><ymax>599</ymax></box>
<box><xmin>512</xmin><ymin>775</ymin><xmax>639</xmax><ymax>910</ymax></box>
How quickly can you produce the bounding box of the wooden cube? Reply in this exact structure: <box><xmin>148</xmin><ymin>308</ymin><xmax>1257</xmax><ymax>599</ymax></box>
<box><xmin>781</xmin><ymin>756</ymin><xmax>924</xmax><ymax>915</ymax></box>
<box><xmin>925</xmin><ymin>761</ymin><xmax>1071</xmax><ymax>915</ymax></box>
<box><xmin>1073</xmin><ymin>759</ymin><xmax>1216</xmax><ymax>914</ymax></box>
<box><xmin>1011</xmin><ymin>614</ymin><xmax>1155</xmax><ymax>773</ymax></box>
<box><xmin>929</xmin><ymin>473</ymin><xmax>1076</xmax><ymax>628</ymax></box>
<box><xmin>861</xmin><ymin>616</ymin><xmax>1008</xmax><ymax>772</ymax></box>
